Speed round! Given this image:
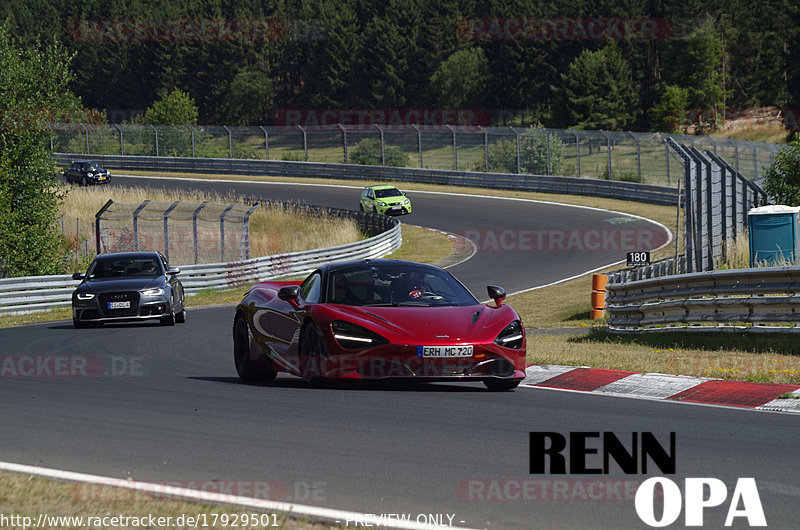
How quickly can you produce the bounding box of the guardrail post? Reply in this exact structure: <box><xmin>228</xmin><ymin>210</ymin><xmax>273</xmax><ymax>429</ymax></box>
<box><xmin>149</xmin><ymin>125</ymin><xmax>159</xmax><ymax>157</ymax></box>
<box><xmin>163</xmin><ymin>201</ymin><xmax>180</xmax><ymax>263</ymax></box>
<box><xmin>446</xmin><ymin>124</ymin><xmax>457</xmax><ymax>170</ymax></box>
<box><xmin>412</xmin><ymin>124</ymin><xmax>423</xmax><ymax>168</ymax></box>
<box><xmin>192</xmin><ymin>201</ymin><xmax>208</xmax><ymax>264</ymax></box>
<box><xmin>337</xmin><ymin>123</ymin><xmax>347</xmax><ymax>163</ymax></box>
<box><xmin>243</xmin><ymin>202</ymin><xmax>259</xmax><ymax>260</ymax></box>
<box><xmin>133</xmin><ymin>200</ymin><xmax>150</xmax><ymax>251</ymax></box>
<box><xmin>187</xmin><ymin>125</ymin><xmax>196</xmax><ymax>157</ymax></box>
<box><xmin>114</xmin><ymin>124</ymin><xmax>124</xmax><ymax>155</ymax></box>
<box><xmin>220</xmin><ymin>203</ymin><xmax>236</xmax><ymax>262</ymax></box>
<box><xmin>375</xmin><ymin>124</ymin><xmax>386</xmax><ymax>165</ymax></box>
<box><xmin>80</xmin><ymin>123</ymin><xmax>90</xmax><ymax>154</ymax></box>
<box><xmin>298</xmin><ymin>125</ymin><xmax>308</xmax><ymax>161</ymax></box>
<box><xmin>259</xmin><ymin>126</ymin><xmax>269</xmax><ymax>160</ymax></box>
<box><xmin>95</xmin><ymin>200</ymin><xmax>114</xmax><ymax>254</ymax></box>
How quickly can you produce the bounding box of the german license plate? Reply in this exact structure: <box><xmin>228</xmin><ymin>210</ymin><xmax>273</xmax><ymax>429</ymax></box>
<box><xmin>108</xmin><ymin>301</ymin><xmax>130</xmax><ymax>309</ymax></box>
<box><xmin>417</xmin><ymin>345</ymin><xmax>473</xmax><ymax>358</ymax></box>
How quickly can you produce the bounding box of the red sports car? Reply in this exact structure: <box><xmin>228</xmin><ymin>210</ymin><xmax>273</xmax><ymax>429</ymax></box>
<box><xmin>232</xmin><ymin>259</ymin><xmax>526</xmax><ymax>390</ymax></box>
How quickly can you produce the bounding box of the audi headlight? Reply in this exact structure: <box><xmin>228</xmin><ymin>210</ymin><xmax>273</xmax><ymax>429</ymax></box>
<box><xmin>141</xmin><ymin>288</ymin><xmax>164</xmax><ymax>297</ymax></box>
<box><xmin>76</xmin><ymin>293</ymin><xmax>95</xmax><ymax>300</ymax></box>
<box><xmin>332</xmin><ymin>320</ymin><xmax>389</xmax><ymax>350</ymax></box>
<box><xmin>494</xmin><ymin>320</ymin><xmax>523</xmax><ymax>349</ymax></box>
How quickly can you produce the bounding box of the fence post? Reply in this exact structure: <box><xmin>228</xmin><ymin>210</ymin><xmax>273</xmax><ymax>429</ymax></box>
<box><xmin>511</xmin><ymin>127</ymin><xmax>521</xmax><ymax>174</ymax></box>
<box><xmin>80</xmin><ymin>123</ymin><xmax>90</xmax><ymax>154</ymax></box>
<box><xmin>223</xmin><ymin>125</ymin><xmax>233</xmax><ymax>158</ymax></box>
<box><xmin>629</xmin><ymin>131</ymin><xmax>641</xmax><ymax>181</ymax></box>
<box><xmin>446</xmin><ymin>124</ymin><xmax>457</xmax><ymax>170</ymax></box>
<box><xmin>571</xmin><ymin>130</ymin><xmax>581</xmax><ymax>177</ymax></box>
<box><xmin>114</xmin><ymin>124</ymin><xmax>124</xmax><ymax>155</ymax></box>
<box><xmin>187</xmin><ymin>125</ymin><xmax>196</xmax><ymax>157</ymax></box>
<box><xmin>149</xmin><ymin>125</ymin><xmax>159</xmax><ymax>156</ymax></box>
<box><xmin>163</xmin><ymin>201</ymin><xmax>180</xmax><ymax>263</ymax></box>
<box><xmin>546</xmin><ymin>131</ymin><xmax>551</xmax><ymax>175</ymax></box>
<box><xmin>298</xmin><ymin>125</ymin><xmax>308</xmax><ymax>161</ymax></box>
<box><xmin>664</xmin><ymin>136</ymin><xmax>671</xmax><ymax>185</ymax></box>
<box><xmin>220</xmin><ymin>203</ymin><xmax>236</xmax><ymax>262</ymax></box>
<box><xmin>479</xmin><ymin>125</ymin><xmax>488</xmax><ymax>172</ymax></box>
<box><xmin>192</xmin><ymin>201</ymin><xmax>208</xmax><ymax>264</ymax></box>
<box><xmin>375</xmin><ymin>124</ymin><xmax>386</xmax><ymax>165</ymax></box>
<box><xmin>337</xmin><ymin>123</ymin><xmax>347</xmax><ymax>163</ymax></box>
<box><xmin>133</xmin><ymin>200</ymin><xmax>150</xmax><ymax>251</ymax></box>
<box><xmin>259</xmin><ymin>126</ymin><xmax>269</xmax><ymax>160</ymax></box>
<box><xmin>412</xmin><ymin>124</ymin><xmax>423</xmax><ymax>168</ymax></box>
<box><xmin>95</xmin><ymin>200</ymin><xmax>114</xmax><ymax>254</ymax></box>
<box><xmin>706</xmin><ymin>135</ymin><xmax>717</xmax><ymax>155</ymax></box>
<box><xmin>600</xmin><ymin>130</ymin><xmax>612</xmax><ymax>178</ymax></box>
<box><xmin>242</xmin><ymin>202</ymin><xmax>259</xmax><ymax>260</ymax></box>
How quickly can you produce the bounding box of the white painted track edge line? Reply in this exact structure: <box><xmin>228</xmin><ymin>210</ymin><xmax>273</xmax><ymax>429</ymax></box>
<box><xmin>0</xmin><ymin>461</ymin><xmax>478</xmax><ymax>530</ymax></box>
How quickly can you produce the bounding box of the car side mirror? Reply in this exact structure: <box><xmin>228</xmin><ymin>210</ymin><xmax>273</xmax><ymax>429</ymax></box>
<box><xmin>72</xmin><ymin>273</ymin><xmax>84</xmax><ymax>281</ymax></box>
<box><xmin>487</xmin><ymin>285</ymin><xmax>506</xmax><ymax>306</ymax></box>
<box><xmin>167</xmin><ymin>267</ymin><xmax>181</xmax><ymax>275</ymax></box>
<box><xmin>278</xmin><ymin>285</ymin><xmax>301</xmax><ymax>308</ymax></box>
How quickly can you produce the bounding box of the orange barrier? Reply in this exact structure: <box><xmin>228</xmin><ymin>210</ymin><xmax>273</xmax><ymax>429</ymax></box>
<box><xmin>590</xmin><ymin>273</ymin><xmax>607</xmax><ymax>319</ymax></box>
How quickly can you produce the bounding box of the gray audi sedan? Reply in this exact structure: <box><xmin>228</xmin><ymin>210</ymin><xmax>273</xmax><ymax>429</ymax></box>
<box><xmin>71</xmin><ymin>251</ymin><xmax>185</xmax><ymax>328</ymax></box>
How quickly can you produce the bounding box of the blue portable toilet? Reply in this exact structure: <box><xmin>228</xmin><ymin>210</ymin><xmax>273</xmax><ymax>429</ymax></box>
<box><xmin>748</xmin><ymin>205</ymin><xmax>800</xmax><ymax>266</ymax></box>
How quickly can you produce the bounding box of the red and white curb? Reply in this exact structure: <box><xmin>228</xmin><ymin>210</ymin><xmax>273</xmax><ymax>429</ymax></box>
<box><xmin>522</xmin><ymin>364</ymin><xmax>800</xmax><ymax>413</ymax></box>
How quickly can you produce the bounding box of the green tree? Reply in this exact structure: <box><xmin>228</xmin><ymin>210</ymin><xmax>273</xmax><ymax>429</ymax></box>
<box><xmin>143</xmin><ymin>88</ymin><xmax>198</xmax><ymax>125</ymax></box>
<box><xmin>0</xmin><ymin>25</ymin><xmax>81</xmax><ymax>276</ymax></box>
<box><xmin>650</xmin><ymin>85</ymin><xmax>691</xmax><ymax>133</ymax></box>
<box><xmin>763</xmin><ymin>139</ymin><xmax>800</xmax><ymax>205</ymax></box>
<box><xmin>681</xmin><ymin>21</ymin><xmax>729</xmax><ymax>130</ymax></box>
<box><xmin>558</xmin><ymin>42</ymin><xmax>638</xmax><ymax>130</ymax></box>
<box><xmin>430</xmin><ymin>47</ymin><xmax>490</xmax><ymax>108</ymax></box>
<box><xmin>222</xmin><ymin>68</ymin><xmax>276</xmax><ymax>125</ymax></box>
<box><xmin>488</xmin><ymin>128</ymin><xmax>564</xmax><ymax>175</ymax></box>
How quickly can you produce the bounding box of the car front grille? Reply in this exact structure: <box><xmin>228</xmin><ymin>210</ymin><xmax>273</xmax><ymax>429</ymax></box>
<box><xmin>98</xmin><ymin>292</ymin><xmax>140</xmax><ymax>317</ymax></box>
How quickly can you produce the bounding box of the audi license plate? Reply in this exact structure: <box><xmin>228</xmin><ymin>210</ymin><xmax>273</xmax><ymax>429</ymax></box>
<box><xmin>417</xmin><ymin>345</ymin><xmax>473</xmax><ymax>358</ymax></box>
<box><xmin>108</xmin><ymin>301</ymin><xmax>130</xmax><ymax>309</ymax></box>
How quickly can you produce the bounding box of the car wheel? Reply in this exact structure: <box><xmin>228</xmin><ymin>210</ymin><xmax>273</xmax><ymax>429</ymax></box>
<box><xmin>299</xmin><ymin>322</ymin><xmax>328</xmax><ymax>385</ymax></box>
<box><xmin>175</xmin><ymin>307</ymin><xmax>186</xmax><ymax>323</ymax></box>
<box><xmin>483</xmin><ymin>379</ymin><xmax>521</xmax><ymax>391</ymax></box>
<box><xmin>81</xmin><ymin>176</ymin><xmax>88</xmax><ymax>186</ymax></box>
<box><xmin>359</xmin><ymin>204</ymin><xmax>364</xmax><ymax>211</ymax></box>
<box><xmin>233</xmin><ymin>313</ymin><xmax>276</xmax><ymax>382</ymax></box>
<box><xmin>73</xmin><ymin>318</ymin><xmax>87</xmax><ymax>329</ymax></box>
<box><xmin>372</xmin><ymin>205</ymin><xmax>378</xmax><ymax>214</ymax></box>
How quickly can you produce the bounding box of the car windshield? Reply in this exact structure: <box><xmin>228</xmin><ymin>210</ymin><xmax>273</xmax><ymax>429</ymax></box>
<box><xmin>374</xmin><ymin>188</ymin><xmax>402</xmax><ymax>198</ymax></box>
<box><xmin>86</xmin><ymin>256</ymin><xmax>161</xmax><ymax>280</ymax></box>
<box><xmin>84</xmin><ymin>162</ymin><xmax>103</xmax><ymax>171</ymax></box>
<box><xmin>327</xmin><ymin>264</ymin><xmax>478</xmax><ymax>307</ymax></box>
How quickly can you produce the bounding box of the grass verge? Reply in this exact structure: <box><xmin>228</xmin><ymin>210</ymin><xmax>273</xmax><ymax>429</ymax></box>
<box><xmin>0</xmin><ymin>471</ymin><xmax>330</xmax><ymax>529</ymax></box>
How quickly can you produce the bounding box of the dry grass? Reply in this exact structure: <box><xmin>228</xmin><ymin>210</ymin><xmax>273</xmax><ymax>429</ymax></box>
<box><xmin>710</xmin><ymin>123</ymin><xmax>788</xmax><ymax>144</ymax></box>
<box><xmin>0</xmin><ymin>471</ymin><xmax>331</xmax><ymax>529</ymax></box>
<box><xmin>58</xmin><ymin>184</ymin><xmax>362</xmax><ymax>260</ymax></box>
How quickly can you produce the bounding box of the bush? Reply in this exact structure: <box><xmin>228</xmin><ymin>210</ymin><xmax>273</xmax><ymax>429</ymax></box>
<box><xmin>349</xmin><ymin>138</ymin><xmax>408</xmax><ymax>167</ymax></box>
<box><xmin>763</xmin><ymin>138</ymin><xmax>800</xmax><ymax>205</ymax></box>
<box><xmin>487</xmin><ymin>129</ymin><xmax>564</xmax><ymax>175</ymax></box>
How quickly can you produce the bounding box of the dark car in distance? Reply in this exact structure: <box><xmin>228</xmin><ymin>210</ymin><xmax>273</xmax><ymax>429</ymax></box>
<box><xmin>71</xmin><ymin>251</ymin><xmax>186</xmax><ymax>328</ymax></box>
<box><xmin>63</xmin><ymin>160</ymin><xmax>111</xmax><ymax>186</ymax></box>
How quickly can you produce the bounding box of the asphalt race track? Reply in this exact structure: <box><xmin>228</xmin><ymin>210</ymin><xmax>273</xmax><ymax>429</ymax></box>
<box><xmin>2</xmin><ymin>176</ymin><xmax>800</xmax><ymax>529</ymax></box>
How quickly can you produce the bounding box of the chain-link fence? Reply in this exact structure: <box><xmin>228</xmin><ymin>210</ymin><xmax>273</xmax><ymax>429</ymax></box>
<box><xmin>95</xmin><ymin>200</ymin><xmax>259</xmax><ymax>265</ymax></box>
<box><xmin>51</xmin><ymin>124</ymin><xmax>783</xmax><ymax>187</ymax></box>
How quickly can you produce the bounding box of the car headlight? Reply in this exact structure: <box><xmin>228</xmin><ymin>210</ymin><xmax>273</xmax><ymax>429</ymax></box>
<box><xmin>141</xmin><ymin>288</ymin><xmax>165</xmax><ymax>297</ymax></box>
<box><xmin>403</xmin><ymin>199</ymin><xmax>410</xmax><ymax>205</ymax></box>
<box><xmin>377</xmin><ymin>202</ymin><xmax>386</xmax><ymax>206</ymax></box>
<box><xmin>494</xmin><ymin>320</ymin><xmax>524</xmax><ymax>349</ymax></box>
<box><xmin>76</xmin><ymin>293</ymin><xmax>95</xmax><ymax>300</ymax></box>
<box><xmin>332</xmin><ymin>320</ymin><xmax>389</xmax><ymax>350</ymax></box>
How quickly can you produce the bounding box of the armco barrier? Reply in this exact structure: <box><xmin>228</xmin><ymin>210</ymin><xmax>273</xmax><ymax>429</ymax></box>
<box><xmin>605</xmin><ymin>266</ymin><xmax>800</xmax><ymax>333</ymax></box>
<box><xmin>0</xmin><ymin>208</ymin><xmax>400</xmax><ymax>315</ymax></box>
<box><xmin>52</xmin><ymin>153</ymin><xmax>681</xmax><ymax>206</ymax></box>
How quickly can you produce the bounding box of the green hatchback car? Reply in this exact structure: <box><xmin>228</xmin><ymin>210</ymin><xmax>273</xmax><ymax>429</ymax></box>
<box><xmin>359</xmin><ymin>185</ymin><xmax>412</xmax><ymax>215</ymax></box>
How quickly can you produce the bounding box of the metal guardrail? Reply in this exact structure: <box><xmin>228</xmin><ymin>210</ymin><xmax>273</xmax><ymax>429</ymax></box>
<box><xmin>605</xmin><ymin>266</ymin><xmax>800</xmax><ymax>333</ymax></box>
<box><xmin>0</xmin><ymin>208</ymin><xmax>401</xmax><ymax>315</ymax></box>
<box><xmin>52</xmin><ymin>153</ymin><xmax>681</xmax><ymax>206</ymax></box>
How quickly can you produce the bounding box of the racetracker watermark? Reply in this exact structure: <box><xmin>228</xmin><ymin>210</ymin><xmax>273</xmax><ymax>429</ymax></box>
<box><xmin>72</xmin><ymin>479</ymin><xmax>326</xmax><ymax>503</ymax></box>
<box><xmin>273</xmin><ymin>108</ymin><xmax>491</xmax><ymax>128</ymax></box>
<box><xmin>0</xmin><ymin>355</ymin><xmax>143</xmax><ymax>378</ymax></box>
<box><xmin>457</xmin><ymin>479</ymin><xmax>654</xmax><ymax>502</ymax></box>
<box><xmin>67</xmin><ymin>19</ymin><xmax>328</xmax><ymax>42</ymax></box>
<box><xmin>459</xmin><ymin>228</ymin><xmax>657</xmax><ymax>252</ymax></box>
<box><xmin>457</xmin><ymin>18</ymin><xmax>674</xmax><ymax>41</ymax></box>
